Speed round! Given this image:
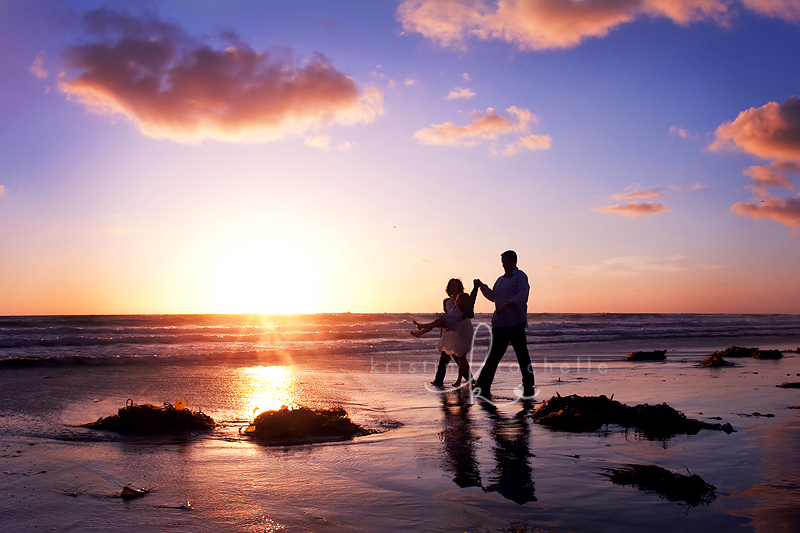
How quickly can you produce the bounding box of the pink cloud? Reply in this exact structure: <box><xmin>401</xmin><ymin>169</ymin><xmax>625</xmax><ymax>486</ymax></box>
<box><xmin>744</xmin><ymin>165</ymin><xmax>796</xmax><ymax>190</ymax></box>
<box><xmin>740</xmin><ymin>0</ymin><xmax>800</xmax><ymax>21</ymax></box>
<box><xmin>446</xmin><ymin>87</ymin><xmax>476</xmax><ymax>99</ymax></box>
<box><xmin>710</xmin><ymin>96</ymin><xmax>800</xmax><ymax>162</ymax></box>
<box><xmin>611</xmin><ymin>187</ymin><xmax>665</xmax><ymax>199</ymax></box>
<box><xmin>57</xmin><ymin>9</ymin><xmax>383</xmax><ymax>143</ymax></box>
<box><xmin>730</xmin><ymin>198</ymin><xmax>800</xmax><ymax>228</ymax></box>
<box><xmin>30</xmin><ymin>52</ymin><xmax>48</xmax><ymax>79</ymax></box>
<box><xmin>397</xmin><ymin>0</ymin><xmax>731</xmax><ymax>51</ymax></box>
<box><xmin>413</xmin><ymin>105</ymin><xmax>536</xmax><ymax>146</ymax></box>
<box><xmin>497</xmin><ymin>133</ymin><xmax>552</xmax><ymax>155</ymax></box>
<box><xmin>594</xmin><ymin>201</ymin><xmax>671</xmax><ymax>217</ymax></box>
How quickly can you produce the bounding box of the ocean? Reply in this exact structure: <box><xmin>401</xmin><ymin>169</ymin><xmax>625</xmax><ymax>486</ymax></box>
<box><xmin>1</xmin><ymin>313</ymin><xmax>799</xmax><ymax>532</ymax></box>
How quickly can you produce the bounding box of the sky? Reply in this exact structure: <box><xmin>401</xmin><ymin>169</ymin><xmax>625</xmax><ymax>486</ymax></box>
<box><xmin>1</xmin><ymin>0</ymin><xmax>800</xmax><ymax>315</ymax></box>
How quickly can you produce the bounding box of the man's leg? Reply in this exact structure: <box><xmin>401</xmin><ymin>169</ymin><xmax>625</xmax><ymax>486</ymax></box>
<box><xmin>475</xmin><ymin>326</ymin><xmax>511</xmax><ymax>395</ymax></box>
<box><xmin>432</xmin><ymin>351</ymin><xmax>451</xmax><ymax>385</ymax></box>
<box><xmin>509</xmin><ymin>324</ymin><xmax>534</xmax><ymax>392</ymax></box>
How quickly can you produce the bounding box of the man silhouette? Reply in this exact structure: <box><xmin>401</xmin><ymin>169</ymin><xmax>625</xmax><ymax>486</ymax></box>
<box><xmin>473</xmin><ymin>250</ymin><xmax>535</xmax><ymax>397</ymax></box>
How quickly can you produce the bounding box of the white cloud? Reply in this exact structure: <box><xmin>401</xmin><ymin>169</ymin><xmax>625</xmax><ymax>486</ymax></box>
<box><xmin>304</xmin><ymin>135</ymin><xmax>331</xmax><ymax>149</ymax></box>
<box><xmin>446</xmin><ymin>87</ymin><xmax>476</xmax><ymax>100</ymax></box>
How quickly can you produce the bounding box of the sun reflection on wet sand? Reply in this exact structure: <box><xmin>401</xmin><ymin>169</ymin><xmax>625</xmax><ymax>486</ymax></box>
<box><xmin>236</xmin><ymin>365</ymin><xmax>300</xmax><ymax>418</ymax></box>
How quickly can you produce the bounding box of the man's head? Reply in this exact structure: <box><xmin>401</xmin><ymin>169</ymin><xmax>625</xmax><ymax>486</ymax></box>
<box><xmin>501</xmin><ymin>250</ymin><xmax>517</xmax><ymax>273</ymax></box>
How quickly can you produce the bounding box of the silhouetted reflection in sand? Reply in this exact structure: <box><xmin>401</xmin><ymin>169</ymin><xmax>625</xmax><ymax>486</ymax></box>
<box><xmin>480</xmin><ymin>399</ymin><xmax>537</xmax><ymax>504</ymax></box>
<box><xmin>438</xmin><ymin>389</ymin><xmax>482</xmax><ymax>488</ymax></box>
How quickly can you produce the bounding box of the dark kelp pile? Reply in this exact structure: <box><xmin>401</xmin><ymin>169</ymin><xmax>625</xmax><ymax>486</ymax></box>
<box><xmin>708</xmin><ymin>346</ymin><xmax>782</xmax><ymax>359</ymax></box>
<box><xmin>701</xmin><ymin>353</ymin><xmax>734</xmax><ymax>367</ymax></box>
<box><xmin>625</xmin><ymin>350</ymin><xmax>667</xmax><ymax>361</ymax></box>
<box><xmin>602</xmin><ymin>464</ymin><xmax>716</xmax><ymax>506</ymax></box>
<box><xmin>242</xmin><ymin>405</ymin><xmax>372</xmax><ymax>445</ymax></box>
<box><xmin>80</xmin><ymin>399</ymin><xmax>215</xmax><ymax>434</ymax></box>
<box><xmin>778</xmin><ymin>382</ymin><xmax>800</xmax><ymax>389</ymax></box>
<box><xmin>530</xmin><ymin>394</ymin><xmax>734</xmax><ymax>438</ymax></box>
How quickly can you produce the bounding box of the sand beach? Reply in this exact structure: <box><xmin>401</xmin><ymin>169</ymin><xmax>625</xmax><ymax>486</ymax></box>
<box><xmin>1</xmin><ymin>314</ymin><xmax>799</xmax><ymax>532</ymax></box>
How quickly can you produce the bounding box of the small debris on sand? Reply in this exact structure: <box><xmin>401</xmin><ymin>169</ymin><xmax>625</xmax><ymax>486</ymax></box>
<box><xmin>701</xmin><ymin>354</ymin><xmax>734</xmax><ymax>367</ymax></box>
<box><xmin>242</xmin><ymin>405</ymin><xmax>372</xmax><ymax>444</ymax></box>
<box><xmin>736</xmin><ymin>412</ymin><xmax>775</xmax><ymax>418</ymax></box>
<box><xmin>602</xmin><ymin>464</ymin><xmax>716</xmax><ymax>506</ymax></box>
<box><xmin>777</xmin><ymin>382</ymin><xmax>800</xmax><ymax>389</ymax></box>
<box><xmin>625</xmin><ymin>350</ymin><xmax>666</xmax><ymax>361</ymax></box>
<box><xmin>121</xmin><ymin>486</ymin><xmax>149</xmax><ymax>500</ymax></box>
<box><xmin>530</xmin><ymin>394</ymin><xmax>734</xmax><ymax>438</ymax></box>
<box><xmin>80</xmin><ymin>399</ymin><xmax>215</xmax><ymax>434</ymax></box>
<box><xmin>708</xmin><ymin>346</ymin><xmax>782</xmax><ymax>359</ymax></box>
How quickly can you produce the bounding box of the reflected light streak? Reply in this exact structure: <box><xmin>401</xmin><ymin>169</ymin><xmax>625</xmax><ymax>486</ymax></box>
<box><xmin>238</xmin><ymin>365</ymin><xmax>299</xmax><ymax>418</ymax></box>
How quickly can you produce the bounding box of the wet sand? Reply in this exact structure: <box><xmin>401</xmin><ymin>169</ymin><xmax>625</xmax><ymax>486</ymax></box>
<box><xmin>1</xmin><ymin>350</ymin><xmax>799</xmax><ymax>532</ymax></box>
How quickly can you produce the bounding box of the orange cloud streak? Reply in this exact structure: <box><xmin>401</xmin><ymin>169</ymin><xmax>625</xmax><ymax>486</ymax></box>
<box><xmin>58</xmin><ymin>9</ymin><xmax>383</xmax><ymax>143</ymax></box>
<box><xmin>611</xmin><ymin>187</ymin><xmax>665</xmax><ymax>199</ymax></box>
<box><xmin>398</xmin><ymin>0</ymin><xmax>731</xmax><ymax>51</ymax></box>
<box><xmin>730</xmin><ymin>198</ymin><xmax>800</xmax><ymax>228</ymax></box>
<box><xmin>594</xmin><ymin>201</ymin><xmax>670</xmax><ymax>217</ymax></box>
<box><xmin>413</xmin><ymin>105</ymin><xmax>532</xmax><ymax>145</ymax></box>
<box><xmin>740</xmin><ymin>0</ymin><xmax>800</xmax><ymax>21</ymax></box>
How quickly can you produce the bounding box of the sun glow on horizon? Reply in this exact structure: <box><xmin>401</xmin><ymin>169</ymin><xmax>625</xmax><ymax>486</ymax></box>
<box><xmin>209</xmin><ymin>241</ymin><xmax>323</xmax><ymax>314</ymax></box>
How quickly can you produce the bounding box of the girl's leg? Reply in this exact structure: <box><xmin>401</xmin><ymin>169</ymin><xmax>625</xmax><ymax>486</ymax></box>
<box><xmin>457</xmin><ymin>351</ymin><xmax>472</xmax><ymax>386</ymax></box>
<box><xmin>451</xmin><ymin>355</ymin><xmax>462</xmax><ymax>386</ymax></box>
<box><xmin>411</xmin><ymin>326</ymin><xmax>435</xmax><ymax>337</ymax></box>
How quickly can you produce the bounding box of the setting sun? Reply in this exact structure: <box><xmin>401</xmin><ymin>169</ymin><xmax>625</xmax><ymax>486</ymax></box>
<box><xmin>209</xmin><ymin>242</ymin><xmax>322</xmax><ymax>314</ymax></box>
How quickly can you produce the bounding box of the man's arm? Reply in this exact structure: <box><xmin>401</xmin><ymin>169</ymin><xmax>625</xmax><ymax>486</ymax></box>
<box><xmin>474</xmin><ymin>279</ymin><xmax>495</xmax><ymax>302</ymax></box>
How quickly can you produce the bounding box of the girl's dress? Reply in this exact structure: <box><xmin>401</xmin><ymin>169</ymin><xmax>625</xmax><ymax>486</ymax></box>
<box><xmin>436</xmin><ymin>300</ymin><xmax>474</xmax><ymax>358</ymax></box>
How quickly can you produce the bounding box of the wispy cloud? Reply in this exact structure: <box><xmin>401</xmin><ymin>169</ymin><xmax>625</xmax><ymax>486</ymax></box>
<box><xmin>669</xmin><ymin>125</ymin><xmax>691</xmax><ymax>138</ymax></box>
<box><xmin>404</xmin><ymin>78</ymin><xmax>417</xmax><ymax>86</ymax></box>
<box><xmin>0</xmin><ymin>185</ymin><xmax>6</xmax><ymax>195</ymax></box>
<box><xmin>413</xmin><ymin>105</ymin><xmax>550</xmax><ymax>155</ymax></box>
<box><xmin>740</xmin><ymin>0</ymin><xmax>800</xmax><ymax>22</ymax></box>
<box><xmin>731</xmin><ymin>198</ymin><xmax>800</xmax><ymax>228</ymax></box>
<box><xmin>493</xmin><ymin>133</ymin><xmax>552</xmax><ymax>156</ymax></box>
<box><xmin>670</xmin><ymin>182</ymin><xmax>709</xmax><ymax>193</ymax></box>
<box><xmin>397</xmin><ymin>0</ymin><xmax>735</xmax><ymax>51</ymax></box>
<box><xmin>744</xmin><ymin>164</ymin><xmax>797</xmax><ymax>190</ymax></box>
<box><xmin>594</xmin><ymin>201</ymin><xmax>670</xmax><ymax>217</ymax></box>
<box><xmin>462</xmin><ymin>72</ymin><xmax>471</xmax><ymax>81</ymax></box>
<box><xmin>553</xmin><ymin>255</ymin><xmax>690</xmax><ymax>277</ymax></box>
<box><xmin>611</xmin><ymin>186</ymin><xmax>665</xmax><ymax>200</ymax></box>
<box><xmin>29</xmin><ymin>52</ymin><xmax>48</xmax><ymax>79</ymax></box>
<box><xmin>56</xmin><ymin>9</ymin><xmax>384</xmax><ymax>144</ymax></box>
<box><xmin>445</xmin><ymin>87</ymin><xmax>476</xmax><ymax>100</ymax></box>
<box><xmin>106</xmin><ymin>226</ymin><xmax>129</xmax><ymax>234</ymax></box>
<box><xmin>304</xmin><ymin>135</ymin><xmax>331</xmax><ymax>149</ymax></box>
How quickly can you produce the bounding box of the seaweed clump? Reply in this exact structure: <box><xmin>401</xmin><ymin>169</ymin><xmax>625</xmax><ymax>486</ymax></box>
<box><xmin>81</xmin><ymin>400</ymin><xmax>215</xmax><ymax>434</ymax></box>
<box><xmin>530</xmin><ymin>394</ymin><xmax>734</xmax><ymax>438</ymax></box>
<box><xmin>709</xmin><ymin>346</ymin><xmax>782</xmax><ymax>359</ymax></box>
<box><xmin>602</xmin><ymin>464</ymin><xmax>716</xmax><ymax>506</ymax></box>
<box><xmin>778</xmin><ymin>382</ymin><xmax>800</xmax><ymax>389</ymax></box>
<box><xmin>243</xmin><ymin>405</ymin><xmax>371</xmax><ymax>444</ymax></box>
<box><xmin>625</xmin><ymin>350</ymin><xmax>667</xmax><ymax>361</ymax></box>
<box><xmin>701</xmin><ymin>354</ymin><xmax>734</xmax><ymax>367</ymax></box>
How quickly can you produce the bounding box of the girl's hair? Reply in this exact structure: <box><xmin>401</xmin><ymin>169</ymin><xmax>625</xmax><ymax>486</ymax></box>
<box><xmin>445</xmin><ymin>278</ymin><xmax>464</xmax><ymax>296</ymax></box>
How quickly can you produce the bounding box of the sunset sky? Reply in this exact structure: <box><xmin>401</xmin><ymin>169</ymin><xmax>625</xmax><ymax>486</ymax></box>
<box><xmin>2</xmin><ymin>0</ymin><xmax>800</xmax><ymax>315</ymax></box>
